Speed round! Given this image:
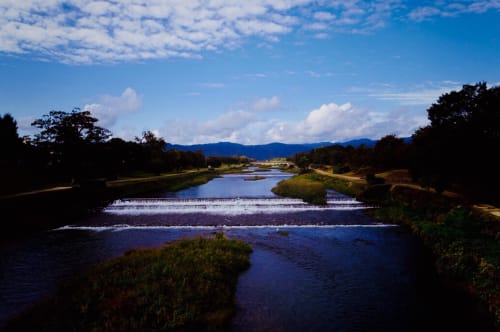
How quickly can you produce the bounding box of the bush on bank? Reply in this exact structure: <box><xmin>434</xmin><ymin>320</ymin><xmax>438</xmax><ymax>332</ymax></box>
<box><xmin>5</xmin><ymin>235</ymin><xmax>253</xmax><ymax>332</ymax></box>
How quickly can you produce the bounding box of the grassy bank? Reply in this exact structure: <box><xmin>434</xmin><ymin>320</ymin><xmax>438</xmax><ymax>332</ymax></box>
<box><xmin>107</xmin><ymin>170</ymin><xmax>217</xmax><ymax>197</ymax></box>
<box><xmin>371</xmin><ymin>205</ymin><xmax>499</xmax><ymax>327</ymax></box>
<box><xmin>5</xmin><ymin>235</ymin><xmax>253</xmax><ymax>332</ymax></box>
<box><xmin>304</xmin><ymin>168</ymin><xmax>499</xmax><ymax>328</ymax></box>
<box><xmin>0</xmin><ymin>170</ymin><xmax>218</xmax><ymax>237</ymax></box>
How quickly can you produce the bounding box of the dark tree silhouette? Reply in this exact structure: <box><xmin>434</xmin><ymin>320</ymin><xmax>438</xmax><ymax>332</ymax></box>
<box><xmin>411</xmin><ymin>82</ymin><xmax>500</xmax><ymax>202</ymax></box>
<box><xmin>32</xmin><ymin>109</ymin><xmax>110</xmax><ymax>145</ymax></box>
<box><xmin>31</xmin><ymin>109</ymin><xmax>112</xmax><ymax>181</ymax></box>
<box><xmin>372</xmin><ymin>134</ymin><xmax>408</xmax><ymax>171</ymax></box>
<box><xmin>0</xmin><ymin>113</ymin><xmax>21</xmax><ymax>161</ymax></box>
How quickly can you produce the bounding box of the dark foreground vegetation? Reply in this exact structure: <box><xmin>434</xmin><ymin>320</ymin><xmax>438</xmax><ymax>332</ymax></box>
<box><xmin>4</xmin><ymin>235</ymin><xmax>253</xmax><ymax>332</ymax></box>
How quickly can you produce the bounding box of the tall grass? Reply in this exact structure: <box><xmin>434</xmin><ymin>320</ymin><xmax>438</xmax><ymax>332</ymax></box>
<box><xmin>5</xmin><ymin>235</ymin><xmax>253</xmax><ymax>332</ymax></box>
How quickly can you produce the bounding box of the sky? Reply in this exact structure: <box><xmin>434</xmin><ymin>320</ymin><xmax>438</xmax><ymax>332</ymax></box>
<box><xmin>1</xmin><ymin>0</ymin><xmax>499</xmax><ymax>145</ymax></box>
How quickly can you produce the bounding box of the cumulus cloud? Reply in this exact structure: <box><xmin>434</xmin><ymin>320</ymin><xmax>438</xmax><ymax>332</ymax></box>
<box><xmin>158</xmin><ymin>101</ymin><xmax>425</xmax><ymax>144</ymax></box>
<box><xmin>266</xmin><ymin>102</ymin><xmax>372</xmax><ymax>142</ymax></box>
<box><xmin>83</xmin><ymin>87</ymin><xmax>141</xmax><ymax>127</ymax></box>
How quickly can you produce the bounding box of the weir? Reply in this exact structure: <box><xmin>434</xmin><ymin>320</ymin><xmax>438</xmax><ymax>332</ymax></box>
<box><xmin>103</xmin><ymin>197</ymin><xmax>370</xmax><ymax>215</ymax></box>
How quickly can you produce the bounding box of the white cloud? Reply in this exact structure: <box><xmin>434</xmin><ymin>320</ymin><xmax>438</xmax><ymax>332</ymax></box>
<box><xmin>408</xmin><ymin>6</ymin><xmax>442</xmax><ymax>22</ymax></box>
<box><xmin>200</xmin><ymin>82</ymin><xmax>226</xmax><ymax>88</ymax></box>
<box><xmin>313</xmin><ymin>11</ymin><xmax>336</xmax><ymax>21</ymax></box>
<box><xmin>0</xmin><ymin>0</ymin><xmax>304</xmax><ymax>64</ymax></box>
<box><xmin>83</xmin><ymin>87</ymin><xmax>142</xmax><ymax>127</ymax></box>
<box><xmin>369</xmin><ymin>83</ymin><xmax>462</xmax><ymax>105</ymax></box>
<box><xmin>266</xmin><ymin>102</ymin><xmax>371</xmax><ymax>142</ymax></box>
<box><xmin>157</xmin><ymin>100</ymin><xmax>425</xmax><ymax>144</ymax></box>
<box><xmin>3</xmin><ymin>1</ymin><xmax>497</xmax><ymax>64</ymax></box>
<box><xmin>409</xmin><ymin>1</ymin><xmax>500</xmax><ymax>21</ymax></box>
<box><xmin>252</xmin><ymin>96</ymin><xmax>280</xmax><ymax>111</ymax></box>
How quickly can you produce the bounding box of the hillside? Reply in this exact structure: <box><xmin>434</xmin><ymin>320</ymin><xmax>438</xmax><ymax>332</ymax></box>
<box><xmin>165</xmin><ymin>139</ymin><xmax>379</xmax><ymax>160</ymax></box>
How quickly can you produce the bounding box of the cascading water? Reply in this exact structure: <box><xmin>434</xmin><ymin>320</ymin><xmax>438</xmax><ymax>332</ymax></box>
<box><xmin>102</xmin><ymin>197</ymin><xmax>368</xmax><ymax>215</ymax></box>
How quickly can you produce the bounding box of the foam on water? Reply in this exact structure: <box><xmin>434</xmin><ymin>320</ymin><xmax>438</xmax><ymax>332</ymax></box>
<box><xmin>102</xmin><ymin>197</ymin><xmax>370</xmax><ymax>215</ymax></box>
<box><xmin>54</xmin><ymin>224</ymin><xmax>396</xmax><ymax>232</ymax></box>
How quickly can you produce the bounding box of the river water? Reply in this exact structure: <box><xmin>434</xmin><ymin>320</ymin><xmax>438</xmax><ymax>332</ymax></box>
<box><xmin>0</xmin><ymin>168</ymin><xmax>478</xmax><ymax>331</ymax></box>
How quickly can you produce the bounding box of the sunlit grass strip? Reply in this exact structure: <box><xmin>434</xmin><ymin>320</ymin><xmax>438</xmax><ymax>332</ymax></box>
<box><xmin>272</xmin><ymin>173</ymin><xmax>327</xmax><ymax>205</ymax></box>
<box><xmin>5</xmin><ymin>235</ymin><xmax>252</xmax><ymax>332</ymax></box>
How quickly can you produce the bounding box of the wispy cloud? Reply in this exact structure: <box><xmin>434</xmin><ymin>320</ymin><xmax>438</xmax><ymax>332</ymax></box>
<box><xmin>368</xmin><ymin>82</ymin><xmax>463</xmax><ymax>105</ymax></box>
<box><xmin>83</xmin><ymin>87</ymin><xmax>142</xmax><ymax>127</ymax></box>
<box><xmin>408</xmin><ymin>1</ymin><xmax>500</xmax><ymax>21</ymax></box>
<box><xmin>200</xmin><ymin>82</ymin><xmax>226</xmax><ymax>89</ymax></box>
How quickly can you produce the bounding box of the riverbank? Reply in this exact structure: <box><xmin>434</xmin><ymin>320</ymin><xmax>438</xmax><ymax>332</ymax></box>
<box><xmin>0</xmin><ymin>170</ymin><xmax>218</xmax><ymax>238</ymax></box>
<box><xmin>305</xmin><ymin>169</ymin><xmax>499</xmax><ymax>329</ymax></box>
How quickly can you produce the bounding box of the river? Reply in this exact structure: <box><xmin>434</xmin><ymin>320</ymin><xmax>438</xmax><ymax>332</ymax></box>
<box><xmin>0</xmin><ymin>168</ymin><xmax>481</xmax><ymax>331</ymax></box>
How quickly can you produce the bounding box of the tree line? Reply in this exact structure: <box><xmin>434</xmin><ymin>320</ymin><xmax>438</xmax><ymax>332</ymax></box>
<box><xmin>0</xmin><ymin>109</ymin><xmax>207</xmax><ymax>195</ymax></box>
<box><xmin>292</xmin><ymin>82</ymin><xmax>500</xmax><ymax>205</ymax></box>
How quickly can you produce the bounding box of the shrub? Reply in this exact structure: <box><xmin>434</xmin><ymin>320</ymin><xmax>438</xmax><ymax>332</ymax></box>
<box><xmin>333</xmin><ymin>164</ymin><xmax>351</xmax><ymax>174</ymax></box>
<box><xmin>366</xmin><ymin>173</ymin><xmax>385</xmax><ymax>185</ymax></box>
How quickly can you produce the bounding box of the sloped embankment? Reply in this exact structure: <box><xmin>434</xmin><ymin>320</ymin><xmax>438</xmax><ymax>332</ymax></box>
<box><xmin>359</xmin><ymin>184</ymin><xmax>499</xmax><ymax>329</ymax></box>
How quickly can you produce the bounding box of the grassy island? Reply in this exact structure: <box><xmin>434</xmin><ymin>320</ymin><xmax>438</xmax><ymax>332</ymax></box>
<box><xmin>5</xmin><ymin>235</ymin><xmax>253</xmax><ymax>332</ymax></box>
<box><xmin>272</xmin><ymin>173</ymin><xmax>327</xmax><ymax>205</ymax></box>
<box><xmin>271</xmin><ymin>171</ymin><xmax>365</xmax><ymax>205</ymax></box>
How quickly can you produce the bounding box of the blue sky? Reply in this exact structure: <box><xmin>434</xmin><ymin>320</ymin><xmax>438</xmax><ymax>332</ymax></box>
<box><xmin>1</xmin><ymin>0</ymin><xmax>499</xmax><ymax>144</ymax></box>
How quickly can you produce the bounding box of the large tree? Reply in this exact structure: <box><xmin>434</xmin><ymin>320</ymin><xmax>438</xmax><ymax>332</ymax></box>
<box><xmin>411</xmin><ymin>82</ymin><xmax>500</xmax><ymax>202</ymax></box>
<box><xmin>372</xmin><ymin>135</ymin><xmax>408</xmax><ymax>171</ymax></box>
<box><xmin>31</xmin><ymin>109</ymin><xmax>111</xmax><ymax>180</ymax></box>
<box><xmin>32</xmin><ymin>109</ymin><xmax>110</xmax><ymax>145</ymax></box>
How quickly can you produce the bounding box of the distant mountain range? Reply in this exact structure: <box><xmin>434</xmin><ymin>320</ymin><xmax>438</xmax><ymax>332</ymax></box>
<box><xmin>166</xmin><ymin>138</ymin><xmax>383</xmax><ymax>160</ymax></box>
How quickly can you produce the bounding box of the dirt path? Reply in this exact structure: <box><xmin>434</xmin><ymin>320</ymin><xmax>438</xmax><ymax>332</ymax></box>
<box><xmin>312</xmin><ymin>168</ymin><xmax>366</xmax><ymax>184</ymax></box>
<box><xmin>0</xmin><ymin>186</ymin><xmax>73</xmax><ymax>200</ymax></box>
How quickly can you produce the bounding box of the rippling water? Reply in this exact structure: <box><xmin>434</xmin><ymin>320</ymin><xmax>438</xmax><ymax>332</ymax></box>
<box><xmin>0</xmin><ymin>169</ymin><xmax>474</xmax><ymax>330</ymax></box>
